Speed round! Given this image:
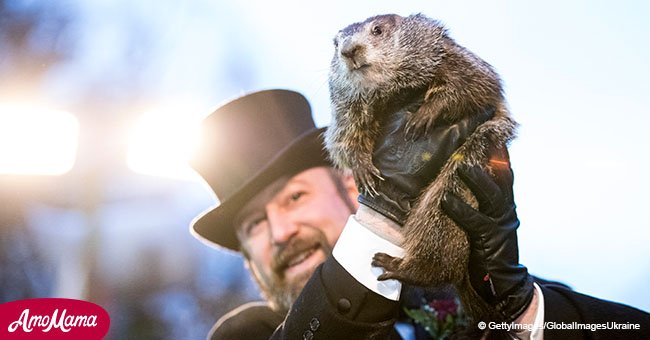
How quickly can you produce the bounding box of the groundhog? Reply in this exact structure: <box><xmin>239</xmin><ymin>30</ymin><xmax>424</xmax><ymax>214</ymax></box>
<box><xmin>324</xmin><ymin>13</ymin><xmax>518</xmax><ymax>323</ymax></box>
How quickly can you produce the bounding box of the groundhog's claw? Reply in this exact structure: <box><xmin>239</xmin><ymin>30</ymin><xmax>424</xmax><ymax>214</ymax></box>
<box><xmin>353</xmin><ymin>162</ymin><xmax>383</xmax><ymax>197</ymax></box>
<box><xmin>372</xmin><ymin>252</ymin><xmax>402</xmax><ymax>271</ymax></box>
<box><xmin>373</xmin><ymin>252</ymin><xmax>407</xmax><ymax>282</ymax></box>
<box><xmin>405</xmin><ymin>114</ymin><xmax>436</xmax><ymax>140</ymax></box>
<box><xmin>354</xmin><ymin>170</ymin><xmax>378</xmax><ymax>197</ymax></box>
<box><xmin>377</xmin><ymin>272</ymin><xmax>398</xmax><ymax>281</ymax></box>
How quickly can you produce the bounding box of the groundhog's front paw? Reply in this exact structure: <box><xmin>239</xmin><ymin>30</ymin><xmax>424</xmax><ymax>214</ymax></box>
<box><xmin>352</xmin><ymin>160</ymin><xmax>383</xmax><ymax>196</ymax></box>
<box><xmin>405</xmin><ymin>113</ymin><xmax>437</xmax><ymax>140</ymax></box>
<box><xmin>405</xmin><ymin>99</ymin><xmax>445</xmax><ymax>140</ymax></box>
<box><xmin>372</xmin><ymin>252</ymin><xmax>403</xmax><ymax>281</ymax></box>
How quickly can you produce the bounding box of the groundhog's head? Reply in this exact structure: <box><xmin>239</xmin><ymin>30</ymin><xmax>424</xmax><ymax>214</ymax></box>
<box><xmin>329</xmin><ymin>13</ymin><xmax>449</xmax><ymax>100</ymax></box>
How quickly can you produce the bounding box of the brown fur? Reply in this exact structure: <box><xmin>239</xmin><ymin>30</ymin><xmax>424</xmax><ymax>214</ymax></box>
<box><xmin>325</xmin><ymin>13</ymin><xmax>518</xmax><ymax>323</ymax></box>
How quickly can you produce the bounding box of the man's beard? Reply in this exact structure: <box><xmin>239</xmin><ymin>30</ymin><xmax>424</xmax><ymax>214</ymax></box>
<box><xmin>247</xmin><ymin>228</ymin><xmax>333</xmax><ymax>315</ymax></box>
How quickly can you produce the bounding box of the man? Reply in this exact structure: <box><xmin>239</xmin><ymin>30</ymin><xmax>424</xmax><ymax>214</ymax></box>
<box><xmin>190</xmin><ymin>89</ymin><xmax>649</xmax><ymax>339</ymax></box>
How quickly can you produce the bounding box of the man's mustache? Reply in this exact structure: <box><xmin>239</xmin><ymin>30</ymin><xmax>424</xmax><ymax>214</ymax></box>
<box><xmin>271</xmin><ymin>236</ymin><xmax>322</xmax><ymax>276</ymax></box>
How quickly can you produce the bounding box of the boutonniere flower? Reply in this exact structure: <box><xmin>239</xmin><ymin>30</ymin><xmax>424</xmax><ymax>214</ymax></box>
<box><xmin>404</xmin><ymin>297</ymin><xmax>468</xmax><ymax>339</ymax></box>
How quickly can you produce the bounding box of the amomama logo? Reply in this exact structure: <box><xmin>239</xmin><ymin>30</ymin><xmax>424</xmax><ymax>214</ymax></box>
<box><xmin>0</xmin><ymin>298</ymin><xmax>110</xmax><ymax>339</ymax></box>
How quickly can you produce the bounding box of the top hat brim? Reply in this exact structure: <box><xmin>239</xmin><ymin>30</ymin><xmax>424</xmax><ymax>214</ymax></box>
<box><xmin>190</xmin><ymin>127</ymin><xmax>330</xmax><ymax>252</ymax></box>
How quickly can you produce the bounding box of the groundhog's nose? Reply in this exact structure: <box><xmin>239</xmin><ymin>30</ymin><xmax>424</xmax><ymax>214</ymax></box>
<box><xmin>340</xmin><ymin>41</ymin><xmax>363</xmax><ymax>61</ymax></box>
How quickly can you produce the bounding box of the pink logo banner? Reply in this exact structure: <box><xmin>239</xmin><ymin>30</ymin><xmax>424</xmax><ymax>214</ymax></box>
<box><xmin>0</xmin><ymin>298</ymin><xmax>110</xmax><ymax>339</ymax></box>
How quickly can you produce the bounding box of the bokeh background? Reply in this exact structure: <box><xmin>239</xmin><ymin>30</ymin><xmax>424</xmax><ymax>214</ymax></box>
<box><xmin>1</xmin><ymin>0</ymin><xmax>648</xmax><ymax>338</ymax></box>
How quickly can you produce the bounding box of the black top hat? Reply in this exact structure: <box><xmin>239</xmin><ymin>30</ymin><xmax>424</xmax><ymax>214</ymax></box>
<box><xmin>190</xmin><ymin>89</ymin><xmax>330</xmax><ymax>251</ymax></box>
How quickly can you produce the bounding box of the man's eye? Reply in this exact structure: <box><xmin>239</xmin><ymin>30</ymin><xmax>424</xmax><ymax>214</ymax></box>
<box><xmin>289</xmin><ymin>192</ymin><xmax>304</xmax><ymax>202</ymax></box>
<box><xmin>244</xmin><ymin>217</ymin><xmax>265</xmax><ymax>236</ymax></box>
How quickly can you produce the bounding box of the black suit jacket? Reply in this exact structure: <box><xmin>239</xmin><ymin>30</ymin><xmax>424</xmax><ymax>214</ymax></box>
<box><xmin>210</xmin><ymin>255</ymin><xmax>650</xmax><ymax>339</ymax></box>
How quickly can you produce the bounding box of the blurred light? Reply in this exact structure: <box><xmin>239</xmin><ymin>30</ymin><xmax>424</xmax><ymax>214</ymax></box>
<box><xmin>0</xmin><ymin>103</ymin><xmax>79</xmax><ymax>175</ymax></box>
<box><xmin>126</xmin><ymin>105</ymin><xmax>202</xmax><ymax>180</ymax></box>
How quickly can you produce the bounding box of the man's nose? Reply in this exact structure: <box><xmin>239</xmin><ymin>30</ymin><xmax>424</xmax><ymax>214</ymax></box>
<box><xmin>266</xmin><ymin>207</ymin><xmax>299</xmax><ymax>245</ymax></box>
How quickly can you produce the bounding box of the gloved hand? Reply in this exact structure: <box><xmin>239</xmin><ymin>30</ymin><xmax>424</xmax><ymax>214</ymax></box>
<box><xmin>440</xmin><ymin>147</ymin><xmax>534</xmax><ymax>321</ymax></box>
<box><xmin>358</xmin><ymin>103</ymin><xmax>494</xmax><ymax>226</ymax></box>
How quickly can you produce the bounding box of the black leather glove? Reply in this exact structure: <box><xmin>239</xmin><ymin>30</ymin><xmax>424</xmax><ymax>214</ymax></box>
<box><xmin>441</xmin><ymin>148</ymin><xmax>534</xmax><ymax>321</ymax></box>
<box><xmin>358</xmin><ymin>104</ymin><xmax>494</xmax><ymax>225</ymax></box>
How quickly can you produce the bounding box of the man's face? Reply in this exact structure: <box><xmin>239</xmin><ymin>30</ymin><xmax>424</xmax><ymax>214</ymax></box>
<box><xmin>235</xmin><ymin>167</ymin><xmax>358</xmax><ymax>313</ymax></box>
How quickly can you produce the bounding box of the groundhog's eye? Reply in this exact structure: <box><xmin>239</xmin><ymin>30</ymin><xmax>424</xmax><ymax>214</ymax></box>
<box><xmin>371</xmin><ymin>25</ymin><xmax>382</xmax><ymax>36</ymax></box>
